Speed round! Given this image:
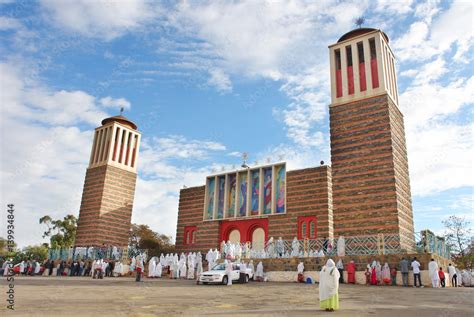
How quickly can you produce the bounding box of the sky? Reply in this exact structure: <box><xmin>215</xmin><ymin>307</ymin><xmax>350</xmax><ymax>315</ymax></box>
<box><xmin>0</xmin><ymin>0</ymin><xmax>472</xmax><ymax>248</ymax></box>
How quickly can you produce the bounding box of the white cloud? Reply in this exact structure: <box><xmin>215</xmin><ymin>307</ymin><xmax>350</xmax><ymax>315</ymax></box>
<box><xmin>0</xmin><ymin>16</ymin><xmax>21</xmax><ymax>30</ymax></box>
<box><xmin>394</xmin><ymin>0</ymin><xmax>473</xmax><ymax>62</ymax></box>
<box><xmin>375</xmin><ymin>0</ymin><xmax>414</xmax><ymax>14</ymax></box>
<box><xmin>40</xmin><ymin>0</ymin><xmax>157</xmax><ymax>40</ymax></box>
<box><xmin>99</xmin><ymin>96</ymin><xmax>131</xmax><ymax>110</ymax></box>
<box><xmin>207</xmin><ymin>68</ymin><xmax>232</xmax><ymax>92</ymax></box>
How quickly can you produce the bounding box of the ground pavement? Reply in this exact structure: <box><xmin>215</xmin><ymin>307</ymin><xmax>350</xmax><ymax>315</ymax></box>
<box><xmin>1</xmin><ymin>276</ymin><xmax>473</xmax><ymax>316</ymax></box>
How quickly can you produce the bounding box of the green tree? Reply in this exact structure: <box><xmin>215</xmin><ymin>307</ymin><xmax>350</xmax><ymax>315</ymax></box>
<box><xmin>129</xmin><ymin>224</ymin><xmax>175</xmax><ymax>256</ymax></box>
<box><xmin>443</xmin><ymin>215</ymin><xmax>473</xmax><ymax>270</ymax></box>
<box><xmin>39</xmin><ymin>214</ymin><xmax>77</xmax><ymax>248</ymax></box>
<box><xmin>22</xmin><ymin>244</ymin><xmax>49</xmax><ymax>262</ymax></box>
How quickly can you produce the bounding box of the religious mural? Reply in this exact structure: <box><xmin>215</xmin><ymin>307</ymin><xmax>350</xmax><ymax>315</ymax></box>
<box><xmin>276</xmin><ymin>164</ymin><xmax>286</xmax><ymax>213</ymax></box>
<box><xmin>204</xmin><ymin>163</ymin><xmax>286</xmax><ymax>220</ymax></box>
<box><xmin>251</xmin><ymin>170</ymin><xmax>260</xmax><ymax>215</ymax></box>
<box><xmin>239</xmin><ymin>171</ymin><xmax>248</xmax><ymax>217</ymax></box>
<box><xmin>263</xmin><ymin>167</ymin><xmax>272</xmax><ymax>214</ymax></box>
<box><xmin>207</xmin><ymin>177</ymin><xmax>215</xmax><ymax>219</ymax></box>
<box><xmin>217</xmin><ymin>176</ymin><xmax>225</xmax><ymax>219</ymax></box>
<box><xmin>227</xmin><ymin>174</ymin><xmax>236</xmax><ymax>217</ymax></box>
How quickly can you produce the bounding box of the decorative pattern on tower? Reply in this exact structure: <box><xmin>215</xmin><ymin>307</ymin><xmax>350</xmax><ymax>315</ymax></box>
<box><xmin>328</xmin><ymin>28</ymin><xmax>415</xmax><ymax>252</ymax></box>
<box><xmin>75</xmin><ymin>115</ymin><xmax>141</xmax><ymax>247</ymax></box>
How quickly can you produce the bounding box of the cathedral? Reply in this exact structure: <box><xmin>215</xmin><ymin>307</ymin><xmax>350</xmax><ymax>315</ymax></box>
<box><xmin>175</xmin><ymin>28</ymin><xmax>415</xmax><ymax>254</ymax></box>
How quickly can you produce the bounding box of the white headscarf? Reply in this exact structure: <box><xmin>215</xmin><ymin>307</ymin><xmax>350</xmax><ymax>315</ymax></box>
<box><xmin>319</xmin><ymin>259</ymin><xmax>340</xmax><ymax>302</ymax></box>
<box><xmin>297</xmin><ymin>262</ymin><xmax>304</xmax><ymax>274</ymax></box>
<box><xmin>256</xmin><ymin>262</ymin><xmax>264</xmax><ymax>277</ymax></box>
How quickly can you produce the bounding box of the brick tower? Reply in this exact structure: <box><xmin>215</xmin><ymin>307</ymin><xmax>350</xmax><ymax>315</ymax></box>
<box><xmin>75</xmin><ymin>115</ymin><xmax>141</xmax><ymax>247</ymax></box>
<box><xmin>328</xmin><ymin>28</ymin><xmax>415</xmax><ymax>251</ymax></box>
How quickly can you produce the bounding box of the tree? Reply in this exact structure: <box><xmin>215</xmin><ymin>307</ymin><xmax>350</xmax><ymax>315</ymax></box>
<box><xmin>40</xmin><ymin>214</ymin><xmax>77</xmax><ymax>248</ymax></box>
<box><xmin>443</xmin><ymin>215</ymin><xmax>473</xmax><ymax>270</ymax></box>
<box><xmin>22</xmin><ymin>244</ymin><xmax>49</xmax><ymax>262</ymax></box>
<box><xmin>129</xmin><ymin>224</ymin><xmax>175</xmax><ymax>256</ymax></box>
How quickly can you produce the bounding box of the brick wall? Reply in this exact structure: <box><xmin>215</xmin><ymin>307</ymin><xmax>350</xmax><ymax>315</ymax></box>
<box><xmin>330</xmin><ymin>93</ymin><xmax>414</xmax><ymax>251</ymax></box>
<box><xmin>75</xmin><ymin>165</ymin><xmax>137</xmax><ymax>247</ymax></box>
<box><xmin>268</xmin><ymin>166</ymin><xmax>333</xmax><ymax>240</ymax></box>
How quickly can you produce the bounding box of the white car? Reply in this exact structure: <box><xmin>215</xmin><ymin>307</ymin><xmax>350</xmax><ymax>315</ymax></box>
<box><xmin>199</xmin><ymin>263</ymin><xmax>253</xmax><ymax>285</ymax></box>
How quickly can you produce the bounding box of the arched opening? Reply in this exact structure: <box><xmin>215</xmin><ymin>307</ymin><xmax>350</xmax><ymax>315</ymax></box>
<box><xmin>251</xmin><ymin>228</ymin><xmax>265</xmax><ymax>251</ymax></box>
<box><xmin>228</xmin><ymin>229</ymin><xmax>241</xmax><ymax>244</ymax></box>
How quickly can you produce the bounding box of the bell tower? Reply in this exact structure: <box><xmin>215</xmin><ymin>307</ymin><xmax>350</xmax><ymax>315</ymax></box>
<box><xmin>328</xmin><ymin>28</ymin><xmax>415</xmax><ymax>252</ymax></box>
<box><xmin>75</xmin><ymin>115</ymin><xmax>141</xmax><ymax>247</ymax></box>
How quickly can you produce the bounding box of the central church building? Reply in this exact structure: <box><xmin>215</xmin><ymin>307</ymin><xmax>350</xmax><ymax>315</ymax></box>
<box><xmin>175</xmin><ymin>28</ymin><xmax>415</xmax><ymax>254</ymax></box>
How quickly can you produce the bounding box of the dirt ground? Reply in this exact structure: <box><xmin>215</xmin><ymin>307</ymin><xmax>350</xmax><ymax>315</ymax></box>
<box><xmin>1</xmin><ymin>276</ymin><xmax>473</xmax><ymax>316</ymax></box>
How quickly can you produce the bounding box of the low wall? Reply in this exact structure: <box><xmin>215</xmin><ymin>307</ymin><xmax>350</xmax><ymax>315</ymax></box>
<box><xmin>265</xmin><ymin>270</ymin><xmax>457</xmax><ymax>287</ymax></box>
<box><xmin>248</xmin><ymin>252</ymin><xmax>450</xmax><ymax>272</ymax></box>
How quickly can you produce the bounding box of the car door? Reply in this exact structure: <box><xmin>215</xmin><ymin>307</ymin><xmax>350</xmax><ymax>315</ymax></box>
<box><xmin>232</xmin><ymin>264</ymin><xmax>240</xmax><ymax>280</ymax></box>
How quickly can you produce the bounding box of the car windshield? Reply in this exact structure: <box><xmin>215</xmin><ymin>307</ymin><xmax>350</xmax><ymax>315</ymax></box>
<box><xmin>211</xmin><ymin>264</ymin><xmax>225</xmax><ymax>270</ymax></box>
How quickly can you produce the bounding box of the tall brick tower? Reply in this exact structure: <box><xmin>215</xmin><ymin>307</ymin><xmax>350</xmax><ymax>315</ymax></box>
<box><xmin>328</xmin><ymin>28</ymin><xmax>415</xmax><ymax>251</ymax></box>
<box><xmin>75</xmin><ymin>115</ymin><xmax>141</xmax><ymax>247</ymax></box>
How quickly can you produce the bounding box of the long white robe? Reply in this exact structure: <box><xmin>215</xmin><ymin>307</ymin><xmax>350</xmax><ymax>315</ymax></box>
<box><xmin>336</xmin><ymin>236</ymin><xmax>345</xmax><ymax>257</ymax></box>
<box><xmin>179</xmin><ymin>259</ymin><xmax>187</xmax><ymax>278</ymax></box>
<box><xmin>428</xmin><ymin>261</ymin><xmax>439</xmax><ymax>287</ymax></box>
<box><xmin>154</xmin><ymin>263</ymin><xmax>162</xmax><ymax>277</ymax></box>
<box><xmin>297</xmin><ymin>262</ymin><xmax>304</xmax><ymax>274</ymax></box>
<box><xmin>225</xmin><ymin>261</ymin><xmax>232</xmax><ymax>285</ymax></box>
<box><xmin>291</xmin><ymin>238</ymin><xmax>299</xmax><ymax>257</ymax></box>
<box><xmin>34</xmin><ymin>262</ymin><xmax>41</xmax><ymax>274</ymax></box>
<box><xmin>255</xmin><ymin>262</ymin><xmax>264</xmax><ymax>279</ymax></box>
<box><xmin>148</xmin><ymin>259</ymin><xmax>156</xmax><ymax>277</ymax></box>
<box><xmin>319</xmin><ymin>259</ymin><xmax>340</xmax><ymax>302</ymax></box>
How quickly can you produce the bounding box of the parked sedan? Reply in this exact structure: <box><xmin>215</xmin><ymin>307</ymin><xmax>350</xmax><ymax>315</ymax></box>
<box><xmin>198</xmin><ymin>263</ymin><xmax>253</xmax><ymax>285</ymax></box>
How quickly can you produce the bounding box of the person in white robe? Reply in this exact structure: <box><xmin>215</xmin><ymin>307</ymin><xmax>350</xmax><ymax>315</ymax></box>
<box><xmin>187</xmin><ymin>254</ymin><xmax>195</xmax><ymax>279</ymax></box>
<box><xmin>297</xmin><ymin>262</ymin><xmax>305</xmax><ymax>282</ymax></box>
<box><xmin>255</xmin><ymin>261</ymin><xmax>264</xmax><ymax>282</ymax></box>
<box><xmin>148</xmin><ymin>257</ymin><xmax>157</xmax><ymax>278</ymax></box>
<box><xmin>34</xmin><ymin>261</ymin><xmax>41</xmax><ymax>275</ymax></box>
<box><xmin>101</xmin><ymin>260</ymin><xmax>108</xmax><ymax>278</ymax></box>
<box><xmin>336</xmin><ymin>236</ymin><xmax>345</xmax><ymax>257</ymax></box>
<box><xmin>159</xmin><ymin>254</ymin><xmax>165</xmax><ymax>267</ymax></box>
<box><xmin>428</xmin><ymin>259</ymin><xmax>439</xmax><ymax>288</ymax></box>
<box><xmin>205</xmin><ymin>250</ymin><xmax>212</xmax><ymax>271</ymax></box>
<box><xmin>213</xmin><ymin>248</ymin><xmax>220</xmax><ymax>261</ymax></box>
<box><xmin>381</xmin><ymin>263</ymin><xmax>391</xmax><ymax>284</ymax></box>
<box><xmin>3</xmin><ymin>259</ymin><xmax>12</xmax><ymax>276</ymax></box>
<box><xmin>276</xmin><ymin>237</ymin><xmax>285</xmax><ymax>257</ymax></box>
<box><xmin>19</xmin><ymin>261</ymin><xmax>25</xmax><ymax>275</ymax></box>
<box><xmin>235</xmin><ymin>243</ymin><xmax>242</xmax><ymax>260</ymax></box>
<box><xmin>154</xmin><ymin>261</ymin><xmax>162</xmax><ymax>278</ymax></box>
<box><xmin>248</xmin><ymin>260</ymin><xmax>254</xmax><ymax>277</ymax></box>
<box><xmin>319</xmin><ymin>259</ymin><xmax>340</xmax><ymax>311</ymax></box>
<box><xmin>179</xmin><ymin>256</ymin><xmax>187</xmax><ymax>279</ymax></box>
<box><xmin>130</xmin><ymin>257</ymin><xmax>136</xmax><ymax>272</ymax></box>
<box><xmin>291</xmin><ymin>237</ymin><xmax>299</xmax><ymax>257</ymax></box>
<box><xmin>224</xmin><ymin>260</ymin><xmax>232</xmax><ymax>286</ymax></box>
<box><xmin>220</xmin><ymin>240</ymin><xmax>226</xmax><ymax>258</ymax></box>
<box><xmin>267</xmin><ymin>237</ymin><xmax>275</xmax><ymax>258</ymax></box>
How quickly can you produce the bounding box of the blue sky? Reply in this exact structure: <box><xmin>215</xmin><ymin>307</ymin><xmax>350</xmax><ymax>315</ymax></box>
<box><xmin>0</xmin><ymin>0</ymin><xmax>472</xmax><ymax>247</ymax></box>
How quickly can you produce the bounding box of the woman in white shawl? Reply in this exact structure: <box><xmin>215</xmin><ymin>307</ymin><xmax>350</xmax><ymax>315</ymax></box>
<box><xmin>336</xmin><ymin>236</ymin><xmax>345</xmax><ymax>257</ymax></box>
<box><xmin>319</xmin><ymin>259</ymin><xmax>340</xmax><ymax>311</ymax></box>
<box><xmin>148</xmin><ymin>257</ymin><xmax>157</xmax><ymax>278</ymax></box>
<box><xmin>154</xmin><ymin>261</ymin><xmax>162</xmax><ymax>278</ymax></box>
<box><xmin>224</xmin><ymin>260</ymin><xmax>232</xmax><ymax>286</ymax></box>
<box><xmin>381</xmin><ymin>263</ymin><xmax>391</xmax><ymax>284</ymax></box>
<box><xmin>255</xmin><ymin>261</ymin><xmax>264</xmax><ymax>282</ymax></box>
<box><xmin>179</xmin><ymin>256</ymin><xmax>187</xmax><ymax>279</ymax></box>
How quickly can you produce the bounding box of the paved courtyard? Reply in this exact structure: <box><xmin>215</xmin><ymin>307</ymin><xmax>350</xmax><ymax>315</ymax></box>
<box><xmin>1</xmin><ymin>276</ymin><xmax>473</xmax><ymax>316</ymax></box>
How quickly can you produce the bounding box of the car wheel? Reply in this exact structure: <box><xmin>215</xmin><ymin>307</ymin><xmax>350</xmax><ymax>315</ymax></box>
<box><xmin>202</xmin><ymin>282</ymin><xmax>208</xmax><ymax>285</ymax></box>
<box><xmin>245</xmin><ymin>275</ymin><xmax>249</xmax><ymax>283</ymax></box>
<box><xmin>222</xmin><ymin>276</ymin><xmax>228</xmax><ymax>285</ymax></box>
